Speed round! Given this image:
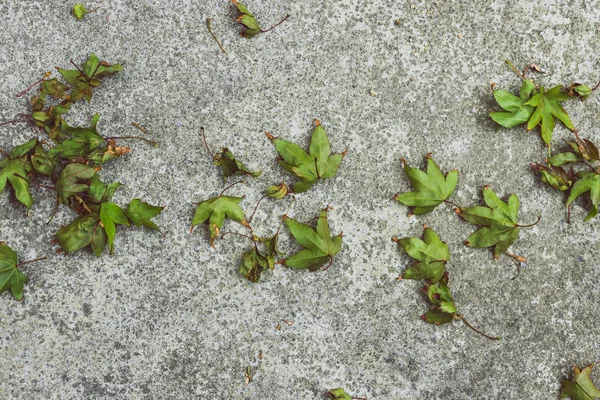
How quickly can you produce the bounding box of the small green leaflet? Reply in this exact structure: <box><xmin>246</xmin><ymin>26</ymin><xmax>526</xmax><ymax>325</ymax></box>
<box><xmin>100</xmin><ymin>202</ymin><xmax>129</xmax><ymax>253</ymax></box>
<box><xmin>73</xmin><ymin>4</ymin><xmax>87</xmax><ymax>19</ymax></box>
<box><xmin>57</xmin><ymin>54</ymin><xmax>122</xmax><ymax>103</ymax></box>
<box><xmin>267</xmin><ymin>120</ymin><xmax>345</xmax><ymax>193</ymax></box>
<box><xmin>531</xmin><ymin>164</ymin><xmax>572</xmax><ymax>192</ymax></box>
<box><xmin>567</xmin><ymin>172</ymin><xmax>600</xmax><ymax>221</ymax></box>
<box><xmin>569</xmin><ymin>83</ymin><xmax>595</xmax><ymax>101</ymax></box>
<box><xmin>48</xmin><ymin>114</ymin><xmax>105</xmax><ymax>160</ymax></box>
<box><xmin>560</xmin><ymin>364</ymin><xmax>600</xmax><ymax>400</ymax></box>
<box><xmin>266</xmin><ymin>181</ymin><xmax>288</xmax><ymax>199</ymax></box>
<box><xmin>490</xmin><ymin>79</ymin><xmax>536</xmax><ymax>128</ymax></box>
<box><xmin>283</xmin><ymin>208</ymin><xmax>342</xmax><ymax>271</ymax></box>
<box><xmin>213</xmin><ymin>148</ymin><xmax>262</xmax><ymax>182</ymax></box>
<box><xmin>126</xmin><ymin>199</ymin><xmax>164</xmax><ymax>231</ymax></box>
<box><xmin>238</xmin><ymin>232</ymin><xmax>282</xmax><ymax>282</ymax></box>
<box><xmin>525</xmin><ymin>85</ymin><xmax>576</xmax><ymax>145</ymax></box>
<box><xmin>232</xmin><ymin>0</ymin><xmax>261</xmax><ymax>38</ymax></box>
<box><xmin>457</xmin><ymin>186</ymin><xmax>535</xmax><ymax>259</ymax></box>
<box><xmin>191</xmin><ymin>195</ymin><xmax>249</xmax><ymax>246</ymax></box>
<box><xmin>0</xmin><ymin>140</ymin><xmax>35</xmax><ymax>209</ymax></box>
<box><xmin>394</xmin><ymin>154</ymin><xmax>458</xmax><ymax>215</ymax></box>
<box><xmin>55</xmin><ymin>163</ymin><xmax>96</xmax><ymax>204</ymax></box>
<box><xmin>0</xmin><ymin>243</ymin><xmax>27</xmax><ymax>301</ymax></box>
<box><xmin>421</xmin><ymin>272</ymin><xmax>457</xmax><ymax>325</ymax></box>
<box><xmin>56</xmin><ymin>214</ymin><xmax>103</xmax><ymax>255</ymax></box>
<box><xmin>393</xmin><ymin>226</ymin><xmax>449</xmax><ymax>283</ymax></box>
<box><xmin>326</xmin><ymin>388</ymin><xmax>355</xmax><ymax>400</ymax></box>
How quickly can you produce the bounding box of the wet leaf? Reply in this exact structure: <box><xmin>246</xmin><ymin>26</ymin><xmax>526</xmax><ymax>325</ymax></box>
<box><xmin>394</xmin><ymin>227</ymin><xmax>449</xmax><ymax>283</ymax></box>
<box><xmin>125</xmin><ymin>199</ymin><xmax>164</xmax><ymax>231</ymax></box>
<box><xmin>561</xmin><ymin>364</ymin><xmax>600</xmax><ymax>400</ymax></box>
<box><xmin>0</xmin><ymin>147</ymin><xmax>34</xmax><ymax>209</ymax></box>
<box><xmin>191</xmin><ymin>195</ymin><xmax>248</xmax><ymax>246</ymax></box>
<box><xmin>395</xmin><ymin>154</ymin><xmax>458</xmax><ymax>214</ymax></box>
<box><xmin>267</xmin><ymin>120</ymin><xmax>345</xmax><ymax>193</ymax></box>
<box><xmin>421</xmin><ymin>272</ymin><xmax>456</xmax><ymax>325</ymax></box>
<box><xmin>0</xmin><ymin>243</ymin><xmax>27</xmax><ymax>301</ymax></box>
<box><xmin>100</xmin><ymin>202</ymin><xmax>129</xmax><ymax>253</ymax></box>
<box><xmin>566</xmin><ymin>172</ymin><xmax>600</xmax><ymax>221</ymax></box>
<box><xmin>524</xmin><ymin>85</ymin><xmax>575</xmax><ymax>145</ymax></box>
<box><xmin>55</xmin><ymin>163</ymin><xmax>96</xmax><ymax>204</ymax></box>
<box><xmin>457</xmin><ymin>186</ymin><xmax>533</xmax><ymax>258</ymax></box>
<box><xmin>57</xmin><ymin>54</ymin><xmax>122</xmax><ymax>103</ymax></box>
<box><xmin>239</xmin><ymin>245</ymin><xmax>270</xmax><ymax>283</ymax></box>
<box><xmin>490</xmin><ymin>79</ymin><xmax>536</xmax><ymax>128</ymax></box>
<box><xmin>213</xmin><ymin>148</ymin><xmax>261</xmax><ymax>182</ymax></box>
<box><xmin>283</xmin><ymin>207</ymin><xmax>342</xmax><ymax>271</ymax></box>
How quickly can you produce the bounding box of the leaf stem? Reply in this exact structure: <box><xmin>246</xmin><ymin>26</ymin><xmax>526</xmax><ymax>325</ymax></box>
<box><xmin>220</xmin><ymin>180</ymin><xmax>244</xmax><ymax>197</ymax></box>
<box><xmin>567</xmin><ymin>204</ymin><xmax>571</xmax><ymax>224</ymax></box>
<box><xmin>459</xmin><ymin>316</ymin><xmax>500</xmax><ymax>340</ymax></box>
<box><xmin>248</xmin><ymin>194</ymin><xmax>268</xmax><ymax>223</ymax></box>
<box><xmin>583</xmin><ymin>160</ymin><xmax>597</xmax><ymax>173</ymax></box>
<box><xmin>0</xmin><ymin>147</ymin><xmax>9</xmax><ymax>158</ymax></box>
<box><xmin>201</xmin><ymin>127</ymin><xmax>216</xmax><ymax>160</ymax></box>
<box><xmin>0</xmin><ymin>119</ymin><xmax>30</xmax><ymax>127</ymax></box>
<box><xmin>505</xmin><ymin>60</ymin><xmax>525</xmax><ymax>79</ymax></box>
<box><xmin>592</xmin><ymin>80</ymin><xmax>600</xmax><ymax>91</ymax></box>
<box><xmin>16</xmin><ymin>71</ymin><xmax>51</xmax><ymax>97</ymax></box>
<box><xmin>104</xmin><ymin>135</ymin><xmax>159</xmax><ymax>147</ymax></box>
<box><xmin>206</xmin><ymin>18</ymin><xmax>226</xmax><ymax>53</ymax></box>
<box><xmin>320</xmin><ymin>256</ymin><xmax>333</xmax><ymax>272</ymax></box>
<box><xmin>516</xmin><ymin>215</ymin><xmax>541</xmax><ymax>228</ymax></box>
<box><xmin>443</xmin><ymin>199</ymin><xmax>462</xmax><ymax>209</ymax></box>
<box><xmin>221</xmin><ymin>231</ymin><xmax>256</xmax><ymax>244</ymax></box>
<box><xmin>260</xmin><ymin>14</ymin><xmax>290</xmax><ymax>33</ymax></box>
<box><xmin>16</xmin><ymin>256</ymin><xmax>47</xmax><ymax>268</ymax></box>
<box><xmin>14</xmin><ymin>174</ymin><xmax>56</xmax><ymax>190</ymax></box>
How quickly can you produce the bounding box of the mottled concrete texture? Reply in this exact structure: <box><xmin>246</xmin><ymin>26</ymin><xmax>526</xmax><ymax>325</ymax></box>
<box><xmin>1</xmin><ymin>0</ymin><xmax>599</xmax><ymax>399</ymax></box>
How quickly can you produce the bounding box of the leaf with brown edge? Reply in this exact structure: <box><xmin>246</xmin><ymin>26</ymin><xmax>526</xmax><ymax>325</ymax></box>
<box><xmin>561</xmin><ymin>364</ymin><xmax>600</xmax><ymax>400</ymax></box>
<box><xmin>191</xmin><ymin>195</ymin><xmax>248</xmax><ymax>247</ymax></box>
<box><xmin>213</xmin><ymin>147</ymin><xmax>262</xmax><ymax>182</ymax></box>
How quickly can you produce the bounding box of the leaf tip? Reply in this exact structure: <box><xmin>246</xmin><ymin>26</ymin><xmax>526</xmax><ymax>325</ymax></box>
<box><xmin>400</xmin><ymin>157</ymin><xmax>407</xmax><ymax>166</ymax></box>
<box><xmin>391</xmin><ymin>236</ymin><xmax>399</xmax><ymax>243</ymax></box>
<box><xmin>265</xmin><ymin>132</ymin><xmax>275</xmax><ymax>140</ymax></box>
<box><xmin>314</xmin><ymin>119</ymin><xmax>321</xmax><ymax>126</ymax></box>
<box><xmin>426</xmin><ymin>152</ymin><xmax>432</xmax><ymax>159</ymax></box>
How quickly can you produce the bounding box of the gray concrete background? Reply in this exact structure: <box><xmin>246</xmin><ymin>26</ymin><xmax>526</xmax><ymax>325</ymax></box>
<box><xmin>1</xmin><ymin>0</ymin><xmax>599</xmax><ymax>399</ymax></box>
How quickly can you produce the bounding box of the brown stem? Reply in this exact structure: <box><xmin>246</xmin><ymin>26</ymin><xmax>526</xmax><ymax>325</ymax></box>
<box><xmin>14</xmin><ymin>174</ymin><xmax>56</xmax><ymax>190</ymax></box>
<box><xmin>220</xmin><ymin>231</ymin><xmax>256</xmax><ymax>244</ymax></box>
<box><xmin>583</xmin><ymin>160</ymin><xmax>597</xmax><ymax>173</ymax></box>
<box><xmin>206</xmin><ymin>18</ymin><xmax>226</xmax><ymax>53</ymax></box>
<box><xmin>249</xmin><ymin>195</ymin><xmax>268</xmax><ymax>223</ymax></box>
<box><xmin>505</xmin><ymin>60</ymin><xmax>525</xmax><ymax>79</ymax></box>
<box><xmin>443</xmin><ymin>199</ymin><xmax>462</xmax><ymax>209</ymax></box>
<box><xmin>592</xmin><ymin>80</ymin><xmax>600</xmax><ymax>91</ymax></box>
<box><xmin>516</xmin><ymin>215</ymin><xmax>541</xmax><ymax>228</ymax></box>
<box><xmin>46</xmin><ymin>194</ymin><xmax>60</xmax><ymax>224</ymax></box>
<box><xmin>16</xmin><ymin>256</ymin><xmax>48</xmax><ymax>268</ymax></box>
<box><xmin>16</xmin><ymin>71</ymin><xmax>51</xmax><ymax>97</ymax></box>
<box><xmin>507</xmin><ymin>255</ymin><xmax>522</xmax><ymax>281</ymax></box>
<box><xmin>0</xmin><ymin>147</ymin><xmax>9</xmax><ymax>158</ymax></box>
<box><xmin>220</xmin><ymin>180</ymin><xmax>244</xmax><ymax>197</ymax></box>
<box><xmin>0</xmin><ymin>119</ymin><xmax>30</xmax><ymax>127</ymax></box>
<box><xmin>567</xmin><ymin>204</ymin><xmax>571</xmax><ymax>224</ymax></box>
<box><xmin>320</xmin><ymin>256</ymin><xmax>333</xmax><ymax>272</ymax></box>
<box><xmin>201</xmin><ymin>127</ymin><xmax>216</xmax><ymax>159</ymax></box>
<box><xmin>104</xmin><ymin>136</ymin><xmax>159</xmax><ymax>147</ymax></box>
<box><xmin>460</xmin><ymin>316</ymin><xmax>500</xmax><ymax>340</ymax></box>
<box><xmin>260</xmin><ymin>14</ymin><xmax>290</xmax><ymax>33</ymax></box>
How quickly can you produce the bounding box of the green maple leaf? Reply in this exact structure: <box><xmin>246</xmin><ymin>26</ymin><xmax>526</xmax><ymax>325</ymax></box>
<box><xmin>267</xmin><ymin>120</ymin><xmax>345</xmax><ymax>193</ymax></box>
<box><xmin>393</xmin><ymin>226</ymin><xmax>449</xmax><ymax>283</ymax></box>
<box><xmin>31</xmin><ymin>101</ymin><xmax>71</xmax><ymax>138</ymax></box>
<box><xmin>213</xmin><ymin>148</ymin><xmax>262</xmax><ymax>182</ymax></box>
<box><xmin>55</xmin><ymin>213</ymin><xmax>104</xmax><ymax>255</ymax></box>
<box><xmin>490</xmin><ymin>79</ymin><xmax>536</xmax><ymax>128</ymax></box>
<box><xmin>567</xmin><ymin>172</ymin><xmax>600</xmax><ymax>221</ymax></box>
<box><xmin>31</xmin><ymin>143</ymin><xmax>56</xmax><ymax>176</ymax></box>
<box><xmin>0</xmin><ymin>139</ymin><xmax>36</xmax><ymax>209</ymax></box>
<box><xmin>48</xmin><ymin>114</ymin><xmax>104</xmax><ymax>160</ymax></box>
<box><xmin>561</xmin><ymin>364</ymin><xmax>600</xmax><ymax>400</ymax></box>
<box><xmin>87</xmin><ymin>174</ymin><xmax>122</xmax><ymax>203</ymax></box>
<box><xmin>125</xmin><ymin>199</ymin><xmax>164</xmax><ymax>231</ymax></box>
<box><xmin>524</xmin><ymin>85</ymin><xmax>575</xmax><ymax>145</ymax></box>
<box><xmin>531</xmin><ymin>164</ymin><xmax>572</xmax><ymax>192</ymax></box>
<box><xmin>57</xmin><ymin>54</ymin><xmax>122</xmax><ymax>103</ymax></box>
<box><xmin>394</xmin><ymin>154</ymin><xmax>458</xmax><ymax>215</ymax></box>
<box><xmin>421</xmin><ymin>272</ymin><xmax>457</xmax><ymax>325</ymax></box>
<box><xmin>73</xmin><ymin>4</ymin><xmax>87</xmax><ymax>19</ymax></box>
<box><xmin>55</xmin><ymin>163</ymin><xmax>96</xmax><ymax>204</ymax></box>
<box><xmin>569</xmin><ymin>83</ymin><xmax>594</xmax><ymax>101</ymax></box>
<box><xmin>326</xmin><ymin>388</ymin><xmax>353</xmax><ymax>400</ymax></box>
<box><xmin>457</xmin><ymin>186</ymin><xmax>537</xmax><ymax>259</ymax></box>
<box><xmin>0</xmin><ymin>243</ymin><xmax>28</xmax><ymax>301</ymax></box>
<box><xmin>283</xmin><ymin>207</ymin><xmax>342</xmax><ymax>271</ymax></box>
<box><xmin>100</xmin><ymin>202</ymin><xmax>129</xmax><ymax>253</ymax></box>
<box><xmin>30</xmin><ymin>78</ymin><xmax>70</xmax><ymax>111</ymax></box>
<box><xmin>191</xmin><ymin>195</ymin><xmax>249</xmax><ymax>246</ymax></box>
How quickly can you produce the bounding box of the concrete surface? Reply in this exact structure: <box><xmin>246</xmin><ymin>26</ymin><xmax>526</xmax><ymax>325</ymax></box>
<box><xmin>1</xmin><ymin>0</ymin><xmax>599</xmax><ymax>399</ymax></box>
